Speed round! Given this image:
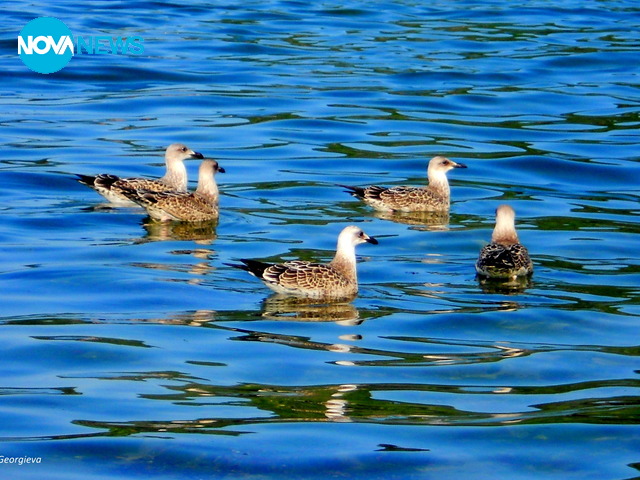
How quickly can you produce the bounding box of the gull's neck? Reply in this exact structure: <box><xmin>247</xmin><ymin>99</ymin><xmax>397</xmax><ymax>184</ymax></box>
<box><xmin>160</xmin><ymin>157</ymin><xmax>188</xmax><ymax>190</ymax></box>
<box><xmin>427</xmin><ymin>168</ymin><xmax>450</xmax><ymax>198</ymax></box>
<box><xmin>329</xmin><ymin>236</ymin><xmax>357</xmax><ymax>282</ymax></box>
<box><xmin>196</xmin><ymin>172</ymin><xmax>219</xmax><ymax>203</ymax></box>
<box><xmin>492</xmin><ymin>216</ymin><xmax>519</xmax><ymax>245</ymax></box>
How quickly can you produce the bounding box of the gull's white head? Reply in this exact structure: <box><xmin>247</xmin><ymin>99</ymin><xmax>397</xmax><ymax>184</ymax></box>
<box><xmin>165</xmin><ymin>143</ymin><xmax>204</xmax><ymax>164</ymax></box>
<box><xmin>427</xmin><ymin>156</ymin><xmax>467</xmax><ymax>183</ymax></box>
<box><xmin>199</xmin><ymin>159</ymin><xmax>225</xmax><ymax>177</ymax></box>
<box><xmin>427</xmin><ymin>155</ymin><xmax>467</xmax><ymax>177</ymax></box>
<box><xmin>338</xmin><ymin>225</ymin><xmax>379</xmax><ymax>249</ymax></box>
<box><xmin>196</xmin><ymin>159</ymin><xmax>225</xmax><ymax>198</ymax></box>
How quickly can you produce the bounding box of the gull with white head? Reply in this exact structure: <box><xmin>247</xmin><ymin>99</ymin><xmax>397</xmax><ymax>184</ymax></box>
<box><xmin>76</xmin><ymin>143</ymin><xmax>204</xmax><ymax>205</ymax></box>
<box><xmin>227</xmin><ymin>225</ymin><xmax>378</xmax><ymax>300</ymax></box>
<box><xmin>339</xmin><ymin>156</ymin><xmax>467</xmax><ymax>212</ymax></box>
<box><xmin>475</xmin><ymin>204</ymin><xmax>533</xmax><ymax>279</ymax></box>
<box><xmin>120</xmin><ymin>159</ymin><xmax>225</xmax><ymax>222</ymax></box>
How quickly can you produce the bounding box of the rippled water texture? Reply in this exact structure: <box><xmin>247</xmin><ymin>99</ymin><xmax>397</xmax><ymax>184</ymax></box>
<box><xmin>1</xmin><ymin>1</ymin><xmax>640</xmax><ymax>479</ymax></box>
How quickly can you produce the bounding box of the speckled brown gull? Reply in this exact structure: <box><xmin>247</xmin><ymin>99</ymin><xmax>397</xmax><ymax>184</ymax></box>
<box><xmin>339</xmin><ymin>156</ymin><xmax>467</xmax><ymax>212</ymax></box>
<box><xmin>227</xmin><ymin>225</ymin><xmax>378</xmax><ymax>299</ymax></box>
<box><xmin>76</xmin><ymin>143</ymin><xmax>204</xmax><ymax>205</ymax></box>
<box><xmin>475</xmin><ymin>204</ymin><xmax>533</xmax><ymax>279</ymax></box>
<box><xmin>120</xmin><ymin>159</ymin><xmax>224</xmax><ymax>222</ymax></box>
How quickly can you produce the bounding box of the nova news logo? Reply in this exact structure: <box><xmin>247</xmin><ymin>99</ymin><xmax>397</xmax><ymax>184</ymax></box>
<box><xmin>18</xmin><ymin>17</ymin><xmax>144</xmax><ymax>74</ymax></box>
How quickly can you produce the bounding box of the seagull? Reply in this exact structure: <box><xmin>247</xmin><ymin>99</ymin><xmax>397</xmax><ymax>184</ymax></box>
<box><xmin>227</xmin><ymin>225</ymin><xmax>378</xmax><ymax>299</ymax></box>
<box><xmin>339</xmin><ymin>156</ymin><xmax>467</xmax><ymax>212</ymax></box>
<box><xmin>75</xmin><ymin>143</ymin><xmax>204</xmax><ymax>205</ymax></box>
<box><xmin>119</xmin><ymin>159</ymin><xmax>225</xmax><ymax>222</ymax></box>
<box><xmin>475</xmin><ymin>204</ymin><xmax>533</xmax><ymax>279</ymax></box>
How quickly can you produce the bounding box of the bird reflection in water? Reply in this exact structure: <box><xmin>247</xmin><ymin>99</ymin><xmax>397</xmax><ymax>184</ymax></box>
<box><xmin>141</xmin><ymin>220</ymin><xmax>218</xmax><ymax>244</ymax></box>
<box><xmin>130</xmin><ymin>248</ymin><xmax>217</xmax><ymax>286</ymax></box>
<box><xmin>374</xmin><ymin>210</ymin><xmax>450</xmax><ymax>231</ymax></box>
<box><xmin>477</xmin><ymin>274</ymin><xmax>533</xmax><ymax>294</ymax></box>
<box><xmin>127</xmin><ymin>309</ymin><xmax>217</xmax><ymax>326</ymax></box>
<box><xmin>325</xmin><ymin>384</ymin><xmax>358</xmax><ymax>422</ymax></box>
<box><xmin>260</xmin><ymin>294</ymin><xmax>363</xmax><ymax>325</ymax></box>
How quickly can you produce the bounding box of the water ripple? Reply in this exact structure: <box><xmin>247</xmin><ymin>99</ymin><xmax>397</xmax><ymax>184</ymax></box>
<box><xmin>1</xmin><ymin>1</ymin><xmax>640</xmax><ymax>479</ymax></box>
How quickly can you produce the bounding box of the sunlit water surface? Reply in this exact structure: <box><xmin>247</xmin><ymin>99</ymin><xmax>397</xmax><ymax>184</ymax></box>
<box><xmin>1</xmin><ymin>1</ymin><xmax>640</xmax><ymax>479</ymax></box>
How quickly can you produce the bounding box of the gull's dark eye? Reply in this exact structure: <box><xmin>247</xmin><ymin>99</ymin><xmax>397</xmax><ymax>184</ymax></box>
<box><xmin>181</xmin><ymin>147</ymin><xmax>187</xmax><ymax>152</ymax></box>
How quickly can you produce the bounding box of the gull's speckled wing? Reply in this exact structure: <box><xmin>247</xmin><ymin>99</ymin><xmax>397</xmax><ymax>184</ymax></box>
<box><xmin>121</xmin><ymin>189</ymin><xmax>219</xmax><ymax>222</ymax></box>
<box><xmin>263</xmin><ymin>261</ymin><xmax>353</xmax><ymax>294</ymax></box>
<box><xmin>343</xmin><ymin>185</ymin><xmax>447</xmax><ymax>212</ymax></box>
<box><xmin>111</xmin><ymin>177</ymin><xmax>175</xmax><ymax>194</ymax></box>
<box><xmin>374</xmin><ymin>186</ymin><xmax>446</xmax><ymax>211</ymax></box>
<box><xmin>77</xmin><ymin>174</ymin><xmax>177</xmax><ymax>204</ymax></box>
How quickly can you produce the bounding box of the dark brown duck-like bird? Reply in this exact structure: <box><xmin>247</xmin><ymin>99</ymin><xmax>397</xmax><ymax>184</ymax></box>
<box><xmin>475</xmin><ymin>204</ymin><xmax>533</xmax><ymax>280</ymax></box>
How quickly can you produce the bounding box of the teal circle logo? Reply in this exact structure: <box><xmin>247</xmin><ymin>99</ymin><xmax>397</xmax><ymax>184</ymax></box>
<box><xmin>18</xmin><ymin>17</ymin><xmax>73</xmax><ymax>74</ymax></box>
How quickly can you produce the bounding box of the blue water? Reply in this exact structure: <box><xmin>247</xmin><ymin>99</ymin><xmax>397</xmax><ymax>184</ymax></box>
<box><xmin>1</xmin><ymin>1</ymin><xmax>640</xmax><ymax>479</ymax></box>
